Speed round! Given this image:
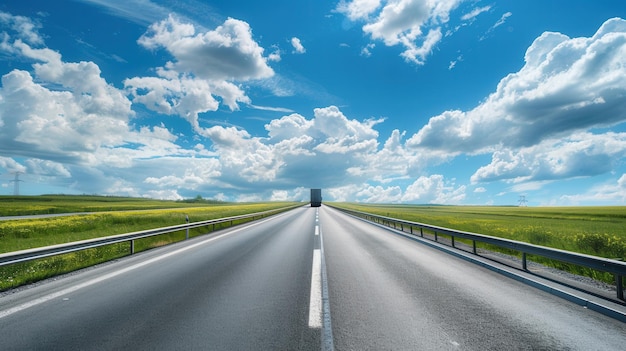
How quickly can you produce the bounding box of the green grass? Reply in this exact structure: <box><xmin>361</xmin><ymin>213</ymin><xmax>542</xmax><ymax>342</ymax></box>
<box><xmin>330</xmin><ymin>203</ymin><xmax>626</xmax><ymax>284</ymax></box>
<box><xmin>0</xmin><ymin>201</ymin><xmax>298</xmax><ymax>253</ymax></box>
<box><xmin>0</xmin><ymin>194</ymin><xmax>224</xmax><ymax>216</ymax></box>
<box><xmin>0</xmin><ymin>196</ymin><xmax>300</xmax><ymax>290</ymax></box>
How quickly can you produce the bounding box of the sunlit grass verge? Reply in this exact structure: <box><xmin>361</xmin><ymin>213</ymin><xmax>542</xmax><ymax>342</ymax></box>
<box><xmin>2</xmin><ymin>244</ymin><xmax>129</xmax><ymax>290</ymax></box>
<box><xmin>330</xmin><ymin>203</ymin><xmax>626</xmax><ymax>285</ymax></box>
<box><xmin>0</xmin><ymin>194</ymin><xmax>224</xmax><ymax>216</ymax></box>
<box><xmin>0</xmin><ymin>202</ymin><xmax>299</xmax><ymax>291</ymax></box>
<box><xmin>0</xmin><ymin>202</ymin><xmax>298</xmax><ymax>253</ymax></box>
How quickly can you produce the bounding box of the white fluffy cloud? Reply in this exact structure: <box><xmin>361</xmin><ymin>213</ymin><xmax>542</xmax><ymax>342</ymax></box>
<box><xmin>405</xmin><ymin>17</ymin><xmax>626</xmax><ymax>190</ymax></box>
<box><xmin>470</xmin><ymin>132</ymin><xmax>626</xmax><ymax>184</ymax></box>
<box><xmin>336</xmin><ymin>0</ymin><xmax>382</xmax><ymax>21</ymax></box>
<box><xmin>409</xmin><ymin>18</ymin><xmax>626</xmax><ymax>152</ymax></box>
<box><xmin>138</xmin><ymin>15</ymin><xmax>273</xmax><ymax>81</ymax></box>
<box><xmin>0</xmin><ymin>11</ymin><xmax>43</xmax><ymax>47</ymax></box>
<box><xmin>402</xmin><ymin>175</ymin><xmax>466</xmax><ymax>203</ymax></box>
<box><xmin>0</xmin><ymin>54</ymin><xmax>133</xmax><ymax>161</ymax></box>
<box><xmin>0</xmin><ymin>12</ymin><xmax>227</xmax><ymax>200</ymax></box>
<box><xmin>291</xmin><ymin>37</ymin><xmax>306</xmax><ymax>54</ymax></box>
<box><xmin>328</xmin><ymin>173</ymin><xmax>466</xmax><ymax>204</ymax></box>
<box><xmin>3</xmin><ymin>9</ymin><xmax>624</xmax><ymax>205</ymax></box>
<box><xmin>356</xmin><ymin>185</ymin><xmax>403</xmax><ymax>203</ymax></box>
<box><xmin>337</xmin><ymin>0</ymin><xmax>462</xmax><ymax>64</ymax></box>
<box><xmin>126</xmin><ymin>15</ymin><xmax>273</xmax><ymax>135</ymax></box>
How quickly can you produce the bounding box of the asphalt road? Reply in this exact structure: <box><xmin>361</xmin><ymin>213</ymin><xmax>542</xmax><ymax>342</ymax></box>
<box><xmin>1</xmin><ymin>206</ymin><xmax>625</xmax><ymax>350</ymax></box>
<box><xmin>320</xmin><ymin>206</ymin><xmax>626</xmax><ymax>350</ymax></box>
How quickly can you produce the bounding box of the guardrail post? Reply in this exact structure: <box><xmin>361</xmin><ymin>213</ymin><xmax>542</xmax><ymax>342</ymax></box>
<box><xmin>410</xmin><ymin>226</ymin><xmax>413</xmax><ymax>234</ymax></box>
<box><xmin>522</xmin><ymin>253</ymin><xmax>527</xmax><ymax>270</ymax></box>
<box><xmin>617</xmin><ymin>275</ymin><xmax>624</xmax><ymax>301</ymax></box>
<box><xmin>420</xmin><ymin>228</ymin><xmax>423</xmax><ymax>237</ymax></box>
<box><xmin>434</xmin><ymin>231</ymin><xmax>438</xmax><ymax>242</ymax></box>
<box><xmin>472</xmin><ymin>240</ymin><xmax>477</xmax><ymax>254</ymax></box>
<box><xmin>451</xmin><ymin>236</ymin><xmax>455</xmax><ymax>248</ymax></box>
<box><xmin>130</xmin><ymin>240</ymin><xmax>135</xmax><ymax>254</ymax></box>
<box><xmin>185</xmin><ymin>215</ymin><xmax>190</xmax><ymax>240</ymax></box>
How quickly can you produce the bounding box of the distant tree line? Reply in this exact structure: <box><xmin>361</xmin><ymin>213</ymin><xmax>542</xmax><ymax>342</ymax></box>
<box><xmin>177</xmin><ymin>195</ymin><xmax>225</xmax><ymax>204</ymax></box>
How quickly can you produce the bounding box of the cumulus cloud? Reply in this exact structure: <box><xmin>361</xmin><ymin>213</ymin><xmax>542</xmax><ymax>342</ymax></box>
<box><xmin>0</xmin><ymin>156</ymin><xmax>27</xmax><ymax>173</ymax></box>
<box><xmin>327</xmin><ymin>174</ymin><xmax>466</xmax><ymax>204</ymax></box>
<box><xmin>409</xmin><ymin>18</ymin><xmax>626</xmax><ymax>153</ymax></box>
<box><xmin>138</xmin><ymin>15</ymin><xmax>273</xmax><ymax>81</ymax></box>
<box><xmin>0</xmin><ymin>11</ymin><xmax>43</xmax><ymax>48</ymax></box>
<box><xmin>26</xmin><ymin>159</ymin><xmax>71</xmax><ymax>178</ymax></box>
<box><xmin>356</xmin><ymin>184</ymin><xmax>403</xmax><ymax>203</ymax></box>
<box><xmin>0</xmin><ymin>51</ymin><xmax>133</xmax><ymax>162</ymax></box>
<box><xmin>0</xmin><ymin>12</ymin><xmax>225</xmax><ymax>200</ymax></box>
<box><xmin>471</xmin><ymin>132</ymin><xmax>626</xmax><ymax>184</ymax></box>
<box><xmin>125</xmin><ymin>73</ymin><xmax>250</xmax><ymax>132</ymax></box>
<box><xmin>144</xmin><ymin>104</ymin><xmax>431</xmax><ymax>202</ymax></box>
<box><xmin>1</xmin><ymin>11</ymin><xmax>442</xmax><ymax>203</ymax></box>
<box><xmin>5</xmin><ymin>9</ymin><xmax>623</xmax><ymax>205</ymax></box>
<box><xmin>401</xmin><ymin>18</ymin><xmax>626</xmax><ymax>191</ymax></box>
<box><xmin>336</xmin><ymin>0</ymin><xmax>381</xmax><ymax>21</ymax></box>
<box><xmin>126</xmin><ymin>15</ymin><xmax>275</xmax><ymax>136</ymax></box>
<box><xmin>337</xmin><ymin>0</ymin><xmax>462</xmax><ymax>64</ymax></box>
<box><xmin>291</xmin><ymin>37</ymin><xmax>306</xmax><ymax>54</ymax></box>
<box><xmin>402</xmin><ymin>174</ymin><xmax>466</xmax><ymax>203</ymax></box>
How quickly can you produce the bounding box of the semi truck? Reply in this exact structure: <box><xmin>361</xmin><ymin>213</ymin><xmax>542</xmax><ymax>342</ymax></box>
<box><xmin>310</xmin><ymin>188</ymin><xmax>322</xmax><ymax>207</ymax></box>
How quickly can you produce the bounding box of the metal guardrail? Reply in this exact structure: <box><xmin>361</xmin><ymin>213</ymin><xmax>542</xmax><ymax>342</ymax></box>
<box><xmin>329</xmin><ymin>205</ymin><xmax>626</xmax><ymax>301</ymax></box>
<box><xmin>0</xmin><ymin>205</ymin><xmax>300</xmax><ymax>268</ymax></box>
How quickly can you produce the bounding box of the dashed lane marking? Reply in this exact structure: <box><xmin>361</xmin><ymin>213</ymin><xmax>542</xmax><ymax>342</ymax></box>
<box><xmin>308</xmin><ymin>249</ymin><xmax>322</xmax><ymax>328</ymax></box>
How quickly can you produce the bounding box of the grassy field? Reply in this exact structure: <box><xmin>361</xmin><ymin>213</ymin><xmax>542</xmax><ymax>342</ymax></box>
<box><xmin>330</xmin><ymin>203</ymin><xmax>626</xmax><ymax>283</ymax></box>
<box><xmin>0</xmin><ymin>199</ymin><xmax>298</xmax><ymax>253</ymax></box>
<box><xmin>0</xmin><ymin>194</ymin><xmax>224</xmax><ymax>216</ymax></box>
<box><xmin>0</xmin><ymin>195</ymin><xmax>300</xmax><ymax>290</ymax></box>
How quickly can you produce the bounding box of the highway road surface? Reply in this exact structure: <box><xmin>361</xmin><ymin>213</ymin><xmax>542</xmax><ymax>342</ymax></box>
<box><xmin>1</xmin><ymin>206</ymin><xmax>625</xmax><ymax>350</ymax></box>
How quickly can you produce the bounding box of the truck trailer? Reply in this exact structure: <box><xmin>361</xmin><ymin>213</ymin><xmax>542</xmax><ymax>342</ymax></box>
<box><xmin>310</xmin><ymin>188</ymin><xmax>322</xmax><ymax>207</ymax></box>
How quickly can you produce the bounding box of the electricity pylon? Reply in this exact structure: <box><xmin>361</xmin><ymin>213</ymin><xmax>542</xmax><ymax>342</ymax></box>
<box><xmin>518</xmin><ymin>195</ymin><xmax>528</xmax><ymax>207</ymax></box>
<box><xmin>10</xmin><ymin>171</ymin><xmax>23</xmax><ymax>196</ymax></box>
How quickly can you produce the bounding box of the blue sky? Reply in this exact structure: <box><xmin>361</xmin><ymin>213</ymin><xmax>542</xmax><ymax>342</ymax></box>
<box><xmin>1</xmin><ymin>0</ymin><xmax>625</xmax><ymax>205</ymax></box>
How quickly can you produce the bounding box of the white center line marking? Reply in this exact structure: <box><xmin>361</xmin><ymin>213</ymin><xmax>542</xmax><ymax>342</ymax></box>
<box><xmin>315</xmin><ymin>225</ymin><xmax>319</xmax><ymax>236</ymax></box>
<box><xmin>308</xmin><ymin>249</ymin><xmax>322</xmax><ymax>328</ymax></box>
